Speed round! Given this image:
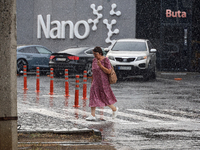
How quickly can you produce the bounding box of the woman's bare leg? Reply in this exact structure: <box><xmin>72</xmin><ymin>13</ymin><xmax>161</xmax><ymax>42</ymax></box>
<box><xmin>107</xmin><ymin>104</ymin><xmax>117</xmax><ymax>111</ymax></box>
<box><xmin>91</xmin><ymin>107</ymin><xmax>96</xmax><ymax>116</ymax></box>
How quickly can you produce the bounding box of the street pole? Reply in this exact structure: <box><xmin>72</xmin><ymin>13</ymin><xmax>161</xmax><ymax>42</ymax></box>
<box><xmin>0</xmin><ymin>0</ymin><xmax>17</xmax><ymax>150</ymax></box>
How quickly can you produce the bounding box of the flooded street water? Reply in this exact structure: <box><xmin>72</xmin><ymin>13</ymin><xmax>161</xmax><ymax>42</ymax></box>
<box><xmin>17</xmin><ymin>73</ymin><xmax>200</xmax><ymax>149</ymax></box>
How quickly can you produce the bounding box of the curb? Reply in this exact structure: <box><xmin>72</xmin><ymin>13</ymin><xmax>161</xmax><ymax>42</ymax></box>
<box><xmin>156</xmin><ymin>72</ymin><xmax>200</xmax><ymax>79</ymax></box>
<box><xmin>18</xmin><ymin>128</ymin><xmax>102</xmax><ymax>146</ymax></box>
<box><xmin>18</xmin><ymin>128</ymin><xmax>101</xmax><ymax>136</ymax></box>
<box><xmin>18</xmin><ymin>141</ymin><xmax>102</xmax><ymax>145</ymax></box>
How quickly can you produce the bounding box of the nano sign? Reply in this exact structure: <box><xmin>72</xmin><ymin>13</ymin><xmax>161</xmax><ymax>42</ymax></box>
<box><xmin>37</xmin><ymin>3</ymin><xmax>122</xmax><ymax>48</ymax></box>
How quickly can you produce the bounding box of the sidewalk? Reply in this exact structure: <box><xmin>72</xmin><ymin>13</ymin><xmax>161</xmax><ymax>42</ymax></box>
<box><xmin>17</xmin><ymin>129</ymin><xmax>115</xmax><ymax>150</ymax></box>
<box><xmin>156</xmin><ymin>71</ymin><xmax>200</xmax><ymax>84</ymax></box>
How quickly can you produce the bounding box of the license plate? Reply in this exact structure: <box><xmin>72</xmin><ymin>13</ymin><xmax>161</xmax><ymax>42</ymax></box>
<box><xmin>56</xmin><ymin>58</ymin><xmax>66</xmax><ymax>61</ymax></box>
<box><xmin>118</xmin><ymin>66</ymin><xmax>131</xmax><ymax>70</ymax></box>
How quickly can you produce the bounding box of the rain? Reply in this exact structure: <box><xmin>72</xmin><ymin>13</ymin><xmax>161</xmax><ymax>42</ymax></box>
<box><xmin>1</xmin><ymin>0</ymin><xmax>200</xmax><ymax>149</ymax></box>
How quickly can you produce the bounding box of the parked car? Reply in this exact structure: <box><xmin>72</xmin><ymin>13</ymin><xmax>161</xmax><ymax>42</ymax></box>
<box><xmin>49</xmin><ymin>46</ymin><xmax>95</xmax><ymax>77</ymax></box>
<box><xmin>17</xmin><ymin>45</ymin><xmax>52</xmax><ymax>74</ymax></box>
<box><xmin>106</xmin><ymin>39</ymin><xmax>157</xmax><ymax>80</ymax></box>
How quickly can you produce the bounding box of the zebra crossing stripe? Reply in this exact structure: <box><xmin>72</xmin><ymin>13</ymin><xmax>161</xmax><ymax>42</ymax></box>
<box><xmin>28</xmin><ymin>108</ymin><xmax>101</xmax><ymax>125</ymax></box>
<box><xmin>28</xmin><ymin>107</ymin><xmax>134</xmax><ymax>125</ymax></box>
<box><xmin>96</xmin><ymin>109</ymin><xmax>162</xmax><ymax>122</ymax></box>
<box><xmin>127</xmin><ymin>109</ymin><xmax>198</xmax><ymax>122</ymax></box>
<box><xmin>27</xmin><ymin>107</ymin><xmax>198</xmax><ymax>125</ymax></box>
<box><xmin>65</xmin><ymin>109</ymin><xmax>133</xmax><ymax>124</ymax></box>
<box><xmin>28</xmin><ymin>108</ymin><xmax>72</xmax><ymax>120</ymax></box>
<box><xmin>162</xmin><ymin>109</ymin><xmax>200</xmax><ymax>118</ymax></box>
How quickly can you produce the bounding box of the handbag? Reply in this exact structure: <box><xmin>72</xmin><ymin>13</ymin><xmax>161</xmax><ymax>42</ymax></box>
<box><xmin>104</xmin><ymin>58</ymin><xmax>117</xmax><ymax>84</ymax></box>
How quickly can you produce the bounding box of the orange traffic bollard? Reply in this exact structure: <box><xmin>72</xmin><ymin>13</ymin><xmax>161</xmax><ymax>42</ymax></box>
<box><xmin>82</xmin><ymin>70</ymin><xmax>88</xmax><ymax>100</ymax></box>
<box><xmin>35</xmin><ymin>67</ymin><xmax>40</xmax><ymax>92</ymax></box>
<box><xmin>73</xmin><ymin>75</ymin><xmax>80</xmax><ymax>108</ymax></box>
<box><xmin>49</xmin><ymin>68</ymin><xmax>54</xmax><ymax>95</ymax></box>
<box><xmin>174</xmin><ymin>78</ymin><xmax>182</xmax><ymax>81</ymax></box>
<box><xmin>65</xmin><ymin>69</ymin><xmax>70</xmax><ymax>97</ymax></box>
<box><xmin>23</xmin><ymin>65</ymin><xmax>28</xmax><ymax>90</ymax></box>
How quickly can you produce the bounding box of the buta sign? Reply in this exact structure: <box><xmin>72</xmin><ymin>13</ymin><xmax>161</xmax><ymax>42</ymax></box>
<box><xmin>166</xmin><ymin>9</ymin><xmax>187</xmax><ymax>18</ymax></box>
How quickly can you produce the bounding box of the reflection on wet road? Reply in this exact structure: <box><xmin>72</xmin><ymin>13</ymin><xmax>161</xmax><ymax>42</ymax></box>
<box><xmin>17</xmin><ymin>74</ymin><xmax>200</xmax><ymax>149</ymax></box>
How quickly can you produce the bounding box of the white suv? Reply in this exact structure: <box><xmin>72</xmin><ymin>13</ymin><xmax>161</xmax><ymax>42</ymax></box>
<box><xmin>106</xmin><ymin>39</ymin><xmax>157</xmax><ymax>80</ymax></box>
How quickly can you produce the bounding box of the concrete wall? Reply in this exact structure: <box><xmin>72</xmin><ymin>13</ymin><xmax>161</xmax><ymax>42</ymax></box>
<box><xmin>16</xmin><ymin>0</ymin><xmax>136</xmax><ymax>52</ymax></box>
<box><xmin>0</xmin><ymin>0</ymin><xmax>17</xmax><ymax>149</ymax></box>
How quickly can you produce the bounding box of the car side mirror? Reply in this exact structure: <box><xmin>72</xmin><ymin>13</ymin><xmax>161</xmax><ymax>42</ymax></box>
<box><xmin>104</xmin><ymin>48</ymin><xmax>110</xmax><ymax>52</ymax></box>
<box><xmin>104</xmin><ymin>48</ymin><xmax>110</xmax><ymax>56</ymax></box>
<box><xmin>150</xmin><ymin>49</ymin><xmax>157</xmax><ymax>53</ymax></box>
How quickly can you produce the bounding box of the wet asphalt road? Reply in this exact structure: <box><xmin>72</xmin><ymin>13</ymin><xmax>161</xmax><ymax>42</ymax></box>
<box><xmin>17</xmin><ymin>72</ymin><xmax>200</xmax><ymax>149</ymax></box>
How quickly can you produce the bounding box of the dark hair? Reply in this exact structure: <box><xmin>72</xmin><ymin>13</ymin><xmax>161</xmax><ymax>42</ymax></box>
<box><xmin>93</xmin><ymin>46</ymin><xmax>103</xmax><ymax>56</ymax></box>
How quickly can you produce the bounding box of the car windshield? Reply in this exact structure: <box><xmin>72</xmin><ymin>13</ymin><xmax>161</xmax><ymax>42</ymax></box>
<box><xmin>112</xmin><ymin>41</ymin><xmax>147</xmax><ymax>51</ymax></box>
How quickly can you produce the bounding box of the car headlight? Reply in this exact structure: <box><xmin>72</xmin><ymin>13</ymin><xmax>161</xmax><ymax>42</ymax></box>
<box><xmin>108</xmin><ymin>56</ymin><xmax>115</xmax><ymax>61</ymax></box>
<box><xmin>136</xmin><ymin>56</ymin><xmax>147</xmax><ymax>61</ymax></box>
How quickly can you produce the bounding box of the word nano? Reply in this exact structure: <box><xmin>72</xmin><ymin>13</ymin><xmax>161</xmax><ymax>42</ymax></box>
<box><xmin>166</xmin><ymin>9</ymin><xmax>187</xmax><ymax>18</ymax></box>
<box><xmin>37</xmin><ymin>14</ymin><xmax>90</xmax><ymax>39</ymax></box>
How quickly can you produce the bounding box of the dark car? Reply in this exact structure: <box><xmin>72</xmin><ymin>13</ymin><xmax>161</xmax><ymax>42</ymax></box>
<box><xmin>49</xmin><ymin>47</ymin><xmax>95</xmax><ymax>77</ymax></box>
<box><xmin>17</xmin><ymin>45</ymin><xmax>52</xmax><ymax>74</ymax></box>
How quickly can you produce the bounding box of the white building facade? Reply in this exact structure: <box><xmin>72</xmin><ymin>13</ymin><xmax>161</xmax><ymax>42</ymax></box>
<box><xmin>17</xmin><ymin>0</ymin><xmax>136</xmax><ymax>52</ymax></box>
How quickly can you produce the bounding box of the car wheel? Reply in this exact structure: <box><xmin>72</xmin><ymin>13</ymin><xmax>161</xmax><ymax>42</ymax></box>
<box><xmin>17</xmin><ymin>59</ymin><xmax>27</xmax><ymax>74</ymax></box>
<box><xmin>151</xmin><ymin>67</ymin><xmax>156</xmax><ymax>79</ymax></box>
<box><xmin>143</xmin><ymin>64</ymin><xmax>150</xmax><ymax>81</ymax></box>
<box><xmin>143</xmin><ymin>73</ymin><xmax>149</xmax><ymax>81</ymax></box>
<box><xmin>54</xmin><ymin>70</ymin><xmax>64</xmax><ymax>77</ymax></box>
<box><xmin>85</xmin><ymin>62</ymin><xmax>92</xmax><ymax>77</ymax></box>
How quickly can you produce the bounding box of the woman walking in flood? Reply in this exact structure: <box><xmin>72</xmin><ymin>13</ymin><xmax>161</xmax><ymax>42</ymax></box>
<box><xmin>86</xmin><ymin>46</ymin><xmax>118</xmax><ymax>121</ymax></box>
